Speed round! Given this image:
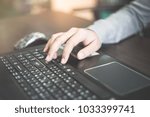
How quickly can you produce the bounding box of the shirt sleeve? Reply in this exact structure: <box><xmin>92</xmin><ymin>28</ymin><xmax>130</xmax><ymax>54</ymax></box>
<box><xmin>88</xmin><ymin>0</ymin><xmax>150</xmax><ymax>44</ymax></box>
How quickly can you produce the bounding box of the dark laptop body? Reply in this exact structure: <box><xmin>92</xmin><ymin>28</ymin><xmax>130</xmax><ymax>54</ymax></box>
<box><xmin>0</xmin><ymin>45</ymin><xmax>150</xmax><ymax>100</ymax></box>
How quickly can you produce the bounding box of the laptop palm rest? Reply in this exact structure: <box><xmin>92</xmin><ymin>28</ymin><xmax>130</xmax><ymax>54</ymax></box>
<box><xmin>84</xmin><ymin>62</ymin><xmax>150</xmax><ymax>96</ymax></box>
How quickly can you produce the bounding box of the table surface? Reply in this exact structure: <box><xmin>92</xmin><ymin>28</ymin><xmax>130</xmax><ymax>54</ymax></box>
<box><xmin>0</xmin><ymin>11</ymin><xmax>150</xmax><ymax>77</ymax></box>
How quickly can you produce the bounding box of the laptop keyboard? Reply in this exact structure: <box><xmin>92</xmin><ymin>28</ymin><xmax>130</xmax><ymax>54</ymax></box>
<box><xmin>0</xmin><ymin>47</ymin><xmax>98</xmax><ymax>100</ymax></box>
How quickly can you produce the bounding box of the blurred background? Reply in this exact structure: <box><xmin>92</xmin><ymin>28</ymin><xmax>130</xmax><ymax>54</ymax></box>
<box><xmin>0</xmin><ymin>0</ymin><xmax>133</xmax><ymax>21</ymax></box>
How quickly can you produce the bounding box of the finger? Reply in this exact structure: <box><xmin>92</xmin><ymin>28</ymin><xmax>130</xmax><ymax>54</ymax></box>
<box><xmin>46</xmin><ymin>28</ymin><xmax>78</xmax><ymax>62</ymax></box>
<box><xmin>61</xmin><ymin>31</ymin><xmax>85</xmax><ymax>64</ymax></box>
<box><xmin>43</xmin><ymin>32</ymin><xmax>63</xmax><ymax>52</ymax></box>
<box><xmin>43</xmin><ymin>39</ymin><xmax>51</xmax><ymax>52</ymax></box>
<box><xmin>82</xmin><ymin>29</ymin><xmax>99</xmax><ymax>46</ymax></box>
<box><xmin>51</xmin><ymin>28</ymin><xmax>78</xmax><ymax>47</ymax></box>
<box><xmin>77</xmin><ymin>40</ymin><xmax>101</xmax><ymax>60</ymax></box>
<box><xmin>52</xmin><ymin>52</ymin><xmax>58</xmax><ymax>59</ymax></box>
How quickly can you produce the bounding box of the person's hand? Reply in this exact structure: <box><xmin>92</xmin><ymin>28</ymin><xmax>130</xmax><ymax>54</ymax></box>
<box><xmin>43</xmin><ymin>28</ymin><xmax>101</xmax><ymax>64</ymax></box>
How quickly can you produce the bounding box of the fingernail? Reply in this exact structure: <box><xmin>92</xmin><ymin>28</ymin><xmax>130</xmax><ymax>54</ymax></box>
<box><xmin>45</xmin><ymin>55</ymin><xmax>51</xmax><ymax>62</ymax></box>
<box><xmin>61</xmin><ymin>58</ymin><xmax>66</xmax><ymax>64</ymax></box>
<box><xmin>45</xmin><ymin>60</ymin><xmax>49</xmax><ymax>64</ymax></box>
<box><xmin>78</xmin><ymin>52</ymin><xmax>84</xmax><ymax>60</ymax></box>
<box><xmin>43</xmin><ymin>48</ymin><xmax>46</xmax><ymax>52</ymax></box>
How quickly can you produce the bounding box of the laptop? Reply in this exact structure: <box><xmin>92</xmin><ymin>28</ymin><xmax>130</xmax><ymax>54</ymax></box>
<box><xmin>0</xmin><ymin>44</ymin><xmax>150</xmax><ymax>100</ymax></box>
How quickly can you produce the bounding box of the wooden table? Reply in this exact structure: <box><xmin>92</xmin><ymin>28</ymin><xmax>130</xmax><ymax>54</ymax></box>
<box><xmin>0</xmin><ymin>11</ymin><xmax>91</xmax><ymax>54</ymax></box>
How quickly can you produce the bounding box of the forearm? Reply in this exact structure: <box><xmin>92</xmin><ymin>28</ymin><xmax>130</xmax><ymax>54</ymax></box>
<box><xmin>88</xmin><ymin>0</ymin><xmax>150</xmax><ymax>44</ymax></box>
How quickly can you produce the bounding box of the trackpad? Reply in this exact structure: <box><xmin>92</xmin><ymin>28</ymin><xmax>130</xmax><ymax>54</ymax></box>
<box><xmin>85</xmin><ymin>62</ymin><xmax>150</xmax><ymax>96</ymax></box>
